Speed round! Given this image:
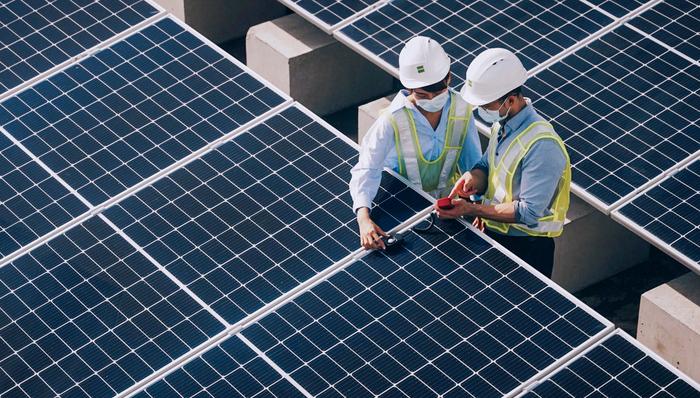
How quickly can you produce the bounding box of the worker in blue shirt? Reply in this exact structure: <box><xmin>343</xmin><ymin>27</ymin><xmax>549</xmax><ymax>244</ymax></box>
<box><xmin>350</xmin><ymin>37</ymin><xmax>482</xmax><ymax>250</ymax></box>
<box><xmin>436</xmin><ymin>48</ymin><xmax>571</xmax><ymax>278</ymax></box>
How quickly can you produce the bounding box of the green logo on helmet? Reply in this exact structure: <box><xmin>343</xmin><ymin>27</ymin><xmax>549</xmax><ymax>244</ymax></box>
<box><xmin>416</xmin><ymin>65</ymin><xmax>425</xmax><ymax>73</ymax></box>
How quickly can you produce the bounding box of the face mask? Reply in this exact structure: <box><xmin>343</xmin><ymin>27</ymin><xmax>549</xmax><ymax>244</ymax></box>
<box><xmin>478</xmin><ymin>100</ymin><xmax>510</xmax><ymax>124</ymax></box>
<box><xmin>415</xmin><ymin>90</ymin><xmax>449</xmax><ymax>112</ymax></box>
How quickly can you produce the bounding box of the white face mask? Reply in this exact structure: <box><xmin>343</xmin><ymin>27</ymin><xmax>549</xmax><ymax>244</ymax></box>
<box><xmin>478</xmin><ymin>100</ymin><xmax>510</xmax><ymax>124</ymax></box>
<box><xmin>415</xmin><ymin>90</ymin><xmax>449</xmax><ymax>113</ymax></box>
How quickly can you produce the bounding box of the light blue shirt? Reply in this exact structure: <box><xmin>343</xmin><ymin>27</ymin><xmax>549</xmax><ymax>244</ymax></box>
<box><xmin>350</xmin><ymin>89</ymin><xmax>482</xmax><ymax>212</ymax></box>
<box><xmin>473</xmin><ymin>99</ymin><xmax>567</xmax><ymax>236</ymax></box>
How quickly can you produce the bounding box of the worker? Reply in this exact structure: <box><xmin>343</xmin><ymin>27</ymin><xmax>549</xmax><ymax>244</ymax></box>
<box><xmin>350</xmin><ymin>36</ymin><xmax>482</xmax><ymax>250</ymax></box>
<box><xmin>436</xmin><ymin>48</ymin><xmax>570</xmax><ymax>278</ymax></box>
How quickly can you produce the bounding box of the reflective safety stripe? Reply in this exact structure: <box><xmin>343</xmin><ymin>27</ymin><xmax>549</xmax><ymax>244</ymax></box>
<box><xmin>391</xmin><ymin>91</ymin><xmax>473</xmax><ymax>197</ymax></box>
<box><xmin>483</xmin><ymin>121</ymin><xmax>571</xmax><ymax>237</ymax></box>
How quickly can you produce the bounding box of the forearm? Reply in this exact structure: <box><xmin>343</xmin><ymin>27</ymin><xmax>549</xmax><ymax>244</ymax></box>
<box><xmin>356</xmin><ymin>207</ymin><xmax>371</xmax><ymax>222</ymax></box>
<box><xmin>473</xmin><ymin>202</ymin><xmax>517</xmax><ymax>223</ymax></box>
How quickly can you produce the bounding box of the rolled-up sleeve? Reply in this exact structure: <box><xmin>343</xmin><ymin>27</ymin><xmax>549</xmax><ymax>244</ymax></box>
<box><xmin>458</xmin><ymin>116</ymin><xmax>483</xmax><ymax>174</ymax></box>
<box><xmin>350</xmin><ymin>115</ymin><xmax>398</xmax><ymax>212</ymax></box>
<box><xmin>514</xmin><ymin>139</ymin><xmax>567</xmax><ymax>226</ymax></box>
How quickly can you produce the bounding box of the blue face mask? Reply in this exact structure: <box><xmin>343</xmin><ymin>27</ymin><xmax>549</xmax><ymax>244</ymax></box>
<box><xmin>478</xmin><ymin>100</ymin><xmax>510</xmax><ymax>124</ymax></box>
<box><xmin>415</xmin><ymin>90</ymin><xmax>449</xmax><ymax>113</ymax></box>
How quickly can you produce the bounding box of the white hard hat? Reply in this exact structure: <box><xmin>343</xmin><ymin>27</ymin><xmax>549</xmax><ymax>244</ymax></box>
<box><xmin>399</xmin><ymin>36</ymin><xmax>450</xmax><ymax>89</ymax></box>
<box><xmin>460</xmin><ymin>48</ymin><xmax>527</xmax><ymax>106</ymax></box>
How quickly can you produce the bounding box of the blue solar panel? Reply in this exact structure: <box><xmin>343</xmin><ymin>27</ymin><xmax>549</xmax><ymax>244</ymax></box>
<box><xmin>135</xmin><ymin>335</ymin><xmax>305</xmax><ymax>397</ymax></box>
<box><xmin>0</xmin><ymin>0</ymin><xmax>159</xmax><ymax>95</ymax></box>
<box><xmin>241</xmin><ymin>218</ymin><xmax>610</xmax><ymax>397</ymax></box>
<box><xmin>629</xmin><ymin>0</ymin><xmax>700</xmax><ymax>61</ymax></box>
<box><xmin>338</xmin><ymin>0</ymin><xmax>613</xmax><ymax>87</ymax></box>
<box><xmin>281</xmin><ymin>0</ymin><xmax>383</xmax><ymax>31</ymax></box>
<box><xmin>529</xmin><ymin>25</ymin><xmax>700</xmax><ymax>209</ymax></box>
<box><xmin>0</xmin><ymin>16</ymin><xmax>288</xmax><ymax>206</ymax></box>
<box><xmin>615</xmin><ymin>158</ymin><xmax>700</xmax><ymax>268</ymax></box>
<box><xmin>522</xmin><ymin>330</ymin><xmax>700</xmax><ymax>398</ymax></box>
<box><xmin>584</xmin><ymin>0</ymin><xmax>648</xmax><ymax>17</ymax></box>
<box><xmin>0</xmin><ymin>133</ymin><xmax>87</xmax><ymax>259</ymax></box>
<box><xmin>104</xmin><ymin>104</ymin><xmax>430</xmax><ymax>325</ymax></box>
<box><xmin>0</xmin><ymin>215</ymin><xmax>225</xmax><ymax>398</ymax></box>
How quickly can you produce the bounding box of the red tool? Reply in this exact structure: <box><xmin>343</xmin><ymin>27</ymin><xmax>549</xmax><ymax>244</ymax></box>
<box><xmin>437</xmin><ymin>197</ymin><xmax>454</xmax><ymax>210</ymax></box>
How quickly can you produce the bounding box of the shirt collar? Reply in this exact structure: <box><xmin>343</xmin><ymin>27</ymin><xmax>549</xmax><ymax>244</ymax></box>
<box><xmin>502</xmin><ymin>97</ymin><xmax>533</xmax><ymax>136</ymax></box>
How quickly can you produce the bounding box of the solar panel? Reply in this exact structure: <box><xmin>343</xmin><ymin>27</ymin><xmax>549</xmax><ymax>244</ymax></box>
<box><xmin>0</xmin><ymin>16</ymin><xmax>289</xmax><ymax>206</ymax></box>
<box><xmin>0</xmin><ymin>215</ymin><xmax>225</xmax><ymax>398</ymax></box>
<box><xmin>0</xmin><ymin>0</ymin><xmax>160</xmax><ymax>96</ymax></box>
<box><xmin>613</xmin><ymin>157</ymin><xmax>700</xmax><ymax>271</ymax></box>
<box><xmin>103</xmin><ymin>104</ymin><xmax>431</xmax><ymax>325</ymax></box>
<box><xmin>584</xmin><ymin>0</ymin><xmax>649</xmax><ymax>18</ymax></box>
<box><xmin>336</xmin><ymin>0</ymin><xmax>613</xmax><ymax>87</ymax></box>
<box><xmin>520</xmin><ymin>329</ymin><xmax>700</xmax><ymax>397</ymax></box>
<box><xmin>628</xmin><ymin>0</ymin><xmax>700</xmax><ymax>61</ymax></box>
<box><xmin>279</xmin><ymin>0</ymin><xmax>385</xmax><ymax>33</ymax></box>
<box><xmin>0</xmin><ymin>134</ymin><xmax>87</xmax><ymax>259</ymax></box>
<box><xmin>135</xmin><ymin>335</ymin><xmax>306</xmax><ymax>397</ymax></box>
<box><xmin>241</xmin><ymin>217</ymin><xmax>611</xmax><ymax>397</ymax></box>
<box><xmin>528</xmin><ymin>24</ymin><xmax>700</xmax><ymax>211</ymax></box>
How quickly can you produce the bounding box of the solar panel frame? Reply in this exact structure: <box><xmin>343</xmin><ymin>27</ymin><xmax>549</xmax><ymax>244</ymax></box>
<box><xmin>102</xmin><ymin>102</ymin><xmax>432</xmax><ymax>327</ymax></box>
<box><xmin>278</xmin><ymin>0</ymin><xmax>389</xmax><ymax>34</ymax></box>
<box><xmin>517</xmin><ymin>329</ymin><xmax>700</xmax><ymax>397</ymax></box>
<box><xmin>240</xmin><ymin>216</ymin><xmax>613</xmax><ymax>398</ymax></box>
<box><xmin>0</xmin><ymin>15</ymin><xmax>292</xmax><ymax>208</ymax></box>
<box><xmin>611</xmin><ymin>154</ymin><xmax>700</xmax><ymax>273</ymax></box>
<box><xmin>0</xmin><ymin>0</ymin><xmax>165</xmax><ymax>100</ymax></box>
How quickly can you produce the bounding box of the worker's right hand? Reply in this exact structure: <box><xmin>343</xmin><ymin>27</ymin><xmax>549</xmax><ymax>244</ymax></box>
<box><xmin>473</xmin><ymin>217</ymin><xmax>485</xmax><ymax>231</ymax></box>
<box><xmin>449</xmin><ymin>171</ymin><xmax>479</xmax><ymax>198</ymax></box>
<box><xmin>356</xmin><ymin>208</ymin><xmax>387</xmax><ymax>250</ymax></box>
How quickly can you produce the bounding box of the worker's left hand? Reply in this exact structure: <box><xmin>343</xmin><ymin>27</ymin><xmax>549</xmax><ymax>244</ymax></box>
<box><xmin>434</xmin><ymin>198</ymin><xmax>476</xmax><ymax>219</ymax></box>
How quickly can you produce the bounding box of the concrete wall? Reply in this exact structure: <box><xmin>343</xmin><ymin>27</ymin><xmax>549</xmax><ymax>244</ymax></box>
<box><xmin>153</xmin><ymin>0</ymin><xmax>288</xmax><ymax>43</ymax></box>
<box><xmin>638</xmin><ymin>272</ymin><xmax>700</xmax><ymax>383</ymax></box>
<box><xmin>247</xmin><ymin>14</ymin><xmax>394</xmax><ymax>115</ymax></box>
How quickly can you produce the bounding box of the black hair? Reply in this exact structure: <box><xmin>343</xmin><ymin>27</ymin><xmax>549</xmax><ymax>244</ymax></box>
<box><xmin>417</xmin><ymin>71</ymin><xmax>451</xmax><ymax>93</ymax></box>
<box><xmin>497</xmin><ymin>86</ymin><xmax>523</xmax><ymax>102</ymax></box>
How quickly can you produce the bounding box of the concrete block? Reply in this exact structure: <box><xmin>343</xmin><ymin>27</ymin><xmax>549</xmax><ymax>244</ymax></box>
<box><xmin>246</xmin><ymin>14</ymin><xmax>394</xmax><ymax>115</ymax></box>
<box><xmin>358</xmin><ymin>95</ymin><xmax>393</xmax><ymax>143</ymax></box>
<box><xmin>552</xmin><ymin>195</ymin><xmax>650</xmax><ymax>292</ymax></box>
<box><xmin>153</xmin><ymin>0</ymin><xmax>288</xmax><ymax>42</ymax></box>
<box><xmin>638</xmin><ymin>272</ymin><xmax>700</xmax><ymax>383</ymax></box>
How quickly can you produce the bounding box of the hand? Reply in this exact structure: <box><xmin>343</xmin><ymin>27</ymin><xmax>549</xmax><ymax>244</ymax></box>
<box><xmin>435</xmin><ymin>198</ymin><xmax>476</xmax><ymax>219</ymax></box>
<box><xmin>357</xmin><ymin>209</ymin><xmax>388</xmax><ymax>250</ymax></box>
<box><xmin>472</xmin><ymin>217</ymin><xmax>485</xmax><ymax>231</ymax></box>
<box><xmin>449</xmin><ymin>171</ymin><xmax>479</xmax><ymax>199</ymax></box>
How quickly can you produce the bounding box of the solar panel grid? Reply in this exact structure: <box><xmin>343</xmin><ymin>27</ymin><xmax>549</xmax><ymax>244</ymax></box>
<box><xmin>135</xmin><ymin>335</ymin><xmax>305</xmax><ymax>398</ymax></box>
<box><xmin>584</xmin><ymin>0</ymin><xmax>650</xmax><ymax>17</ymax></box>
<box><xmin>0</xmin><ymin>0</ymin><xmax>159</xmax><ymax>95</ymax></box>
<box><xmin>337</xmin><ymin>0</ymin><xmax>613</xmax><ymax>87</ymax></box>
<box><xmin>0</xmin><ymin>215</ymin><xmax>225</xmax><ymax>398</ymax></box>
<box><xmin>103</xmin><ymin>104</ymin><xmax>430</xmax><ymax>325</ymax></box>
<box><xmin>242</xmin><ymin>218</ymin><xmax>609</xmax><ymax>398</ymax></box>
<box><xmin>0</xmin><ymin>133</ymin><xmax>87</xmax><ymax>259</ymax></box>
<box><xmin>627</xmin><ymin>0</ymin><xmax>700</xmax><ymax>62</ymax></box>
<box><xmin>528</xmin><ymin>24</ymin><xmax>700</xmax><ymax>209</ymax></box>
<box><xmin>521</xmin><ymin>330</ymin><xmax>700</xmax><ymax>398</ymax></box>
<box><xmin>0</xmin><ymin>16</ymin><xmax>287</xmax><ymax>206</ymax></box>
<box><xmin>280</xmin><ymin>0</ymin><xmax>384</xmax><ymax>31</ymax></box>
<box><xmin>615</xmin><ymin>157</ymin><xmax>700</xmax><ymax>266</ymax></box>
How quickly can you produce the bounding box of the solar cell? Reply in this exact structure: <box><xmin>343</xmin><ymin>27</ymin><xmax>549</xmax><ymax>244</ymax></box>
<box><xmin>520</xmin><ymin>330</ymin><xmax>700</xmax><ymax>398</ymax></box>
<box><xmin>279</xmin><ymin>0</ymin><xmax>385</xmax><ymax>32</ymax></box>
<box><xmin>135</xmin><ymin>335</ymin><xmax>306</xmax><ymax>397</ymax></box>
<box><xmin>629</xmin><ymin>0</ymin><xmax>700</xmax><ymax>61</ymax></box>
<box><xmin>0</xmin><ymin>215</ymin><xmax>225</xmax><ymax>398</ymax></box>
<box><xmin>0</xmin><ymin>0</ymin><xmax>160</xmax><ymax>96</ymax></box>
<box><xmin>0</xmin><ymin>133</ymin><xmax>87</xmax><ymax>259</ymax></box>
<box><xmin>104</xmin><ymin>104</ymin><xmax>431</xmax><ymax>325</ymax></box>
<box><xmin>336</xmin><ymin>0</ymin><xmax>613</xmax><ymax>87</ymax></box>
<box><xmin>613</xmin><ymin>157</ymin><xmax>700</xmax><ymax>271</ymax></box>
<box><xmin>528</xmin><ymin>25</ymin><xmax>700</xmax><ymax>210</ymax></box>
<box><xmin>0</xmin><ymin>16</ymin><xmax>289</xmax><ymax>206</ymax></box>
<box><xmin>241</xmin><ymin>217</ymin><xmax>611</xmax><ymax>397</ymax></box>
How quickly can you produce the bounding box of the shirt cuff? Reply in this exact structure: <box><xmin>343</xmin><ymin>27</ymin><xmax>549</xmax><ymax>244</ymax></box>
<box><xmin>353</xmin><ymin>195</ymin><xmax>373</xmax><ymax>214</ymax></box>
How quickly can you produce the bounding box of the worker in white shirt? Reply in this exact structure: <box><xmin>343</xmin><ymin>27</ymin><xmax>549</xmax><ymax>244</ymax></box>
<box><xmin>350</xmin><ymin>36</ymin><xmax>482</xmax><ymax>250</ymax></box>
